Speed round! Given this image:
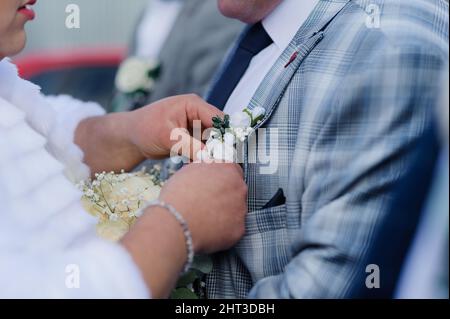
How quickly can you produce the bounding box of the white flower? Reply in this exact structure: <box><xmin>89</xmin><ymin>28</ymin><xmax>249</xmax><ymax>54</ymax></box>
<box><xmin>206</xmin><ymin>137</ymin><xmax>221</xmax><ymax>151</ymax></box>
<box><xmin>232</xmin><ymin>127</ymin><xmax>253</xmax><ymax>143</ymax></box>
<box><xmin>212</xmin><ymin>141</ymin><xmax>236</xmax><ymax>162</ymax></box>
<box><xmin>85</xmin><ymin>189</ymin><xmax>94</xmax><ymax>198</ymax></box>
<box><xmin>223</xmin><ymin>132</ymin><xmax>235</xmax><ymax>146</ymax></box>
<box><xmin>230</xmin><ymin>111</ymin><xmax>251</xmax><ymax>128</ymax></box>
<box><xmin>115</xmin><ymin>57</ymin><xmax>158</xmax><ymax>93</ymax></box>
<box><xmin>109</xmin><ymin>213</ymin><xmax>120</xmax><ymax>222</ymax></box>
<box><xmin>209</xmin><ymin>130</ymin><xmax>221</xmax><ymax>140</ymax></box>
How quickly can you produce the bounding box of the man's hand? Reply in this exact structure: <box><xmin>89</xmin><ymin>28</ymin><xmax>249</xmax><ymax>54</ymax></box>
<box><xmin>76</xmin><ymin>94</ymin><xmax>222</xmax><ymax>174</ymax></box>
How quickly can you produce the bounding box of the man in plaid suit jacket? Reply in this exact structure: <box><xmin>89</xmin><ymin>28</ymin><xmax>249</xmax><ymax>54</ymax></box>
<box><xmin>205</xmin><ymin>0</ymin><xmax>449</xmax><ymax>298</ymax></box>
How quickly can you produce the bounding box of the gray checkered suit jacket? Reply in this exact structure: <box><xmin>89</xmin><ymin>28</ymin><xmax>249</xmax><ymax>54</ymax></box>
<box><xmin>206</xmin><ymin>0</ymin><xmax>449</xmax><ymax>298</ymax></box>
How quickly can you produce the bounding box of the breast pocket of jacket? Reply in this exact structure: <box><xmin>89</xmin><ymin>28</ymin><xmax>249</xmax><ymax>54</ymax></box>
<box><xmin>245</xmin><ymin>203</ymin><xmax>288</xmax><ymax>236</ymax></box>
<box><xmin>236</xmin><ymin>204</ymin><xmax>290</xmax><ymax>280</ymax></box>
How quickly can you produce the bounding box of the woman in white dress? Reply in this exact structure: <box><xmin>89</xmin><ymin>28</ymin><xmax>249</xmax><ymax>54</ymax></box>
<box><xmin>0</xmin><ymin>0</ymin><xmax>247</xmax><ymax>298</ymax></box>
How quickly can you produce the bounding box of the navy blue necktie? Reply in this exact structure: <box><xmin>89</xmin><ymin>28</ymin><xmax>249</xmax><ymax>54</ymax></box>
<box><xmin>207</xmin><ymin>22</ymin><xmax>273</xmax><ymax>110</ymax></box>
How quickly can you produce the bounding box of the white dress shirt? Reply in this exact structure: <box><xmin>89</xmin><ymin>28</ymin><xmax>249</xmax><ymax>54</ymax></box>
<box><xmin>224</xmin><ymin>0</ymin><xmax>319</xmax><ymax>115</ymax></box>
<box><xmin>135</xmin><ymin>0</ymin><xmax>183</xmax><ymax>58</ymax></box>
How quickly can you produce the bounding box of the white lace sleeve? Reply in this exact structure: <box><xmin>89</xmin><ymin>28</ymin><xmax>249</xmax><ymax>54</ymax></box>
<box><xmin>44</xmin><ymin>95</ymin><xmax>106</xmax><ymax>183</ymax></box>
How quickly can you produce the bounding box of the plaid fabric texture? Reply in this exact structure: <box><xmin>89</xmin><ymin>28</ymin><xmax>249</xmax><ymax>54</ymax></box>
<box><xmin>206</xmin><ymin>0</ymin><xmax>449</xmax><ymax>298</ymax></box>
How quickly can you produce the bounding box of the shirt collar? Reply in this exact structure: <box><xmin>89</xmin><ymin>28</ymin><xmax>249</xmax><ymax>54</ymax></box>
<box><xmin>262</xmin><ymin>0</ymin><xmax>320</xmax><ymax>50</ymax></box>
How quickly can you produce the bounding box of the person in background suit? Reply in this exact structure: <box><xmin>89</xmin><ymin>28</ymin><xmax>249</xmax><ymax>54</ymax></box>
<box><xmin>351</xmin><ymin>71</ymin><xmax>449</xmax><ymax>299</ymax></box>
<box><xmin>204</xmin><ymin>0</ymin><xmax>448</xmax><ymax>299</ymax></box>
<box><xmin>113</xmin><ymin>0</ymin><xmax>243</xmax><ymax>112</ymax></box>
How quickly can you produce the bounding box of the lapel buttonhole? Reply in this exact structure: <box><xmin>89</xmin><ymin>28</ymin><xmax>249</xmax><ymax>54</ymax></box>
<box><xmin>284</xmin><ymin>51</ymin><xmax>299</xmax><ymax>68</ymax></box>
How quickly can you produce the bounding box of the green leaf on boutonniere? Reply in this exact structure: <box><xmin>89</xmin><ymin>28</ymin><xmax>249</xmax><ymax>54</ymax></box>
<box><xmin>147</xmin><ymin>64</ymin><xmax>162</xmax><ymax>79</ymax></box>
<box><xmin>212</xmin><ymin>115</ymin><xmax>231</xmax><ymax>136</ymax></box>
<box><xmin>191</xmin><ymin>255</ymin><xmax>213</xmax><ymax>274</ymax></box>
<box><xmin>176</xmin><ymin>270</ymin><xmax>199</xmax><ymax>287</ymax></box>
<box><xmin>171</xmin><ymin>288</ymin><xmax>199</xmax><ymax>300</ymax></box>
<box><xmin>223</xmin><ymin>114</ymin><xmax>230</xmax><ymax>127</ymax></box>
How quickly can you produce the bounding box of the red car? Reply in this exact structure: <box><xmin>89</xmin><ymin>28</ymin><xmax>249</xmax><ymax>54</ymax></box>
<box><xmin>14</xmin><ymin>47</ymin><xmax>126</xmax><ymax>112</ymax></box>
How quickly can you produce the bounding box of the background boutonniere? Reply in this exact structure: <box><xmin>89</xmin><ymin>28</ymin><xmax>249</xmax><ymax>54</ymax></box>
<box><xmin>112</xmin><ymin>57</ymin><xmax>161</xmax><ymax>111</ymax></box>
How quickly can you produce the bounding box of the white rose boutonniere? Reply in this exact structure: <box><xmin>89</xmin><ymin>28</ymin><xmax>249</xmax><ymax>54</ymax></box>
<box><xmin>115</xmin><ymin>57</ymin><xmax>161</xmax><ymax>94</ymax></box>
<box><xmin>113</xmin><ymin>57</ymin><xmax>161</xmax><ymax>111</ymax></box>
<box><xmin>197</xmin><ymin>107</ymin><xmax>266</xmax><ymax>162</ymax></box>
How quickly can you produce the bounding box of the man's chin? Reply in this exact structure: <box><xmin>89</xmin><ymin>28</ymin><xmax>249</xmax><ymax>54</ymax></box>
<box><xmin>219</xmin><ymin>10</ymin><xmax>262</xmax><ymax>24</ymax></box>
<box><xmin>217</xmin><ymin>0</ymin><xmax>276</xmax><ymax>24</ymax></box>
<box><xmin>217</xmin><ymin>0</ymin><xmax>252</xmax><ymax>23</ymax></box>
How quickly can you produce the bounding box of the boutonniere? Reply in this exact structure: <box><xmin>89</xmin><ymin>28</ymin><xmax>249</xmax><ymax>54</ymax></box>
<box><xmin>113</xmin><ymin>57</ymin><xmax>161</xmax><ymax>110</ymax></box>
<box><xmin>198</xmin><ymin>107</ymin><xmax>266</xmax><ymax>162</ymax></box>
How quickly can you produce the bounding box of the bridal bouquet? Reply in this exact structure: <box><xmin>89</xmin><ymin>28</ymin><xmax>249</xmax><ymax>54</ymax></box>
<box><xmin>77</xmin><ymin>166</ymin><xmax>211</xmax><ymax>299</ymax></box>
<box><xmin>78</xmin><ymin>167</ymin><xmax>163</xmax><ymax>241</ymax></box>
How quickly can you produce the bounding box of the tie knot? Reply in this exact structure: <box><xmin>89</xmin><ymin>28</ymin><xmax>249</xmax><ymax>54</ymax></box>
<box><xmin>239</xmin><ymin>22</ymin><xmax>273</xmax><ymax>56</ymax></box>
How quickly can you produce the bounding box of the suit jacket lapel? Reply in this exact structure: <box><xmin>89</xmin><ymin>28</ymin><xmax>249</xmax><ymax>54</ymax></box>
<box><xmin>244</xmin><ymin>0</ymin><xmax>351</xmax><ymax>179</ymax></box>
<box><xmin>248</xmin><ymin>0</ymin><xmax>352</xmax><ymax>129</ymax></box>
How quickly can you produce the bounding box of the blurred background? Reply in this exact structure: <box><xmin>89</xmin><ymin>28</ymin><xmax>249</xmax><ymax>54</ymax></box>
<box><xmin>22</xmin><ymin>0</ymin><xmax>148</xmax><ymax>54</ymax></box>
<box><xmin>14</xmin><ymin>0</ymin><xmax>149</xmax><ymax>109</ymax></box>
<box><xmin>14</xmin><ymin>0</ymin><xmax>243</xmax><ymax>113</ymax></box>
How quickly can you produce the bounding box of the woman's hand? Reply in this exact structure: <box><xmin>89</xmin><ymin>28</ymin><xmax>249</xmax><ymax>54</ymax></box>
<box><xmin>159</xmin><ymin>163</ymin><xmax>248</xmax><ymax>254</ymax></box>
<box><xmin>76</xmin><ymin>94</ymin><xmax>222</xmax><ymax>174</ymax></box>
<box><xmin>128</xmin><ymin>94</ymin><xmax>222</xmax><ymax>161</ymax></box>
<box><xmin>121</xmin><ymin>162</ymin><xmax>248</xmax><ymax>298</ymax></box>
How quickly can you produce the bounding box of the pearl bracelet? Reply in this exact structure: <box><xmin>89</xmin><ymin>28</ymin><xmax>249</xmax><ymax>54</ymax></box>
<box><xmin>136</xmin><ymin>199</ymin><xmax>194</xmax><ymax>275</ymax></box>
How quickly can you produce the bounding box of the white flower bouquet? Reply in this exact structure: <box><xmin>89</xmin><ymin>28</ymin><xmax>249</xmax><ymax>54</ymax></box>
<box><xmin>77</xmin><ymin>166</ymin><xmax>211</xmax><ymax>299</ymax></box>
<box><xmin>78</xmin><ymin>167</ymin><xmax>162</xmax><ymax>242</ymax></box>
